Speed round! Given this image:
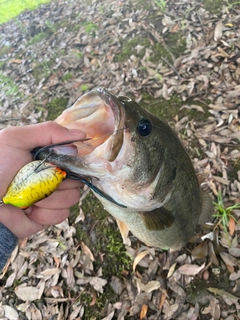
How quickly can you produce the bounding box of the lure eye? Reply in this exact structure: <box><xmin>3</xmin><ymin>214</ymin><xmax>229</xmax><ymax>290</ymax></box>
<box><xmin>137</xmin><ymin>119</ymin><xmax>152</xmax><ymax>137</ymax></box>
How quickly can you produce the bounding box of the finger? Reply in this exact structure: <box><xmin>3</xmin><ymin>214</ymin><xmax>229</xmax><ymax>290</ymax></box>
<box><xmin>57</xmin><ymin>178</ymin><xmax>83</xmax><ymax>190</ymax></box>
<box><xmin>0</xmin><ymin>121</ymin><xmax>86</xmax><ymax>151</ymax></box>
<box><xmin>27</xmin><ymin>207</ymin><xmax>70</xmax><ymax>226</ymax></box>
<box><xmin>0</xmin><ymin>122</ymin><xmax>86</xmax><ymax>196</ymax></box>
<box><xmin>36</xmin><ymin>187</ymin><xmax>80</xmax><ymax>209</ymax></box>
<box><xmin>0</xmin><ymin>205</ymin><xmax>43</xmax><ymax>238</ymax></box>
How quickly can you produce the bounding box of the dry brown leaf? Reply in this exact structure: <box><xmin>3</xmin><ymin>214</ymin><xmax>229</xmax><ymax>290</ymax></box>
<box><xmin>202</xmin><ymin>298</ymin><xmax>221</xmax><ymax>320</ymax></box>
<box><xmin>167</xmin><ymin>262</ymin><xmax>177</xmax><ymax>278</ymax></box>
<box><xmin>214</xmin><ymin>20</ymin><xmax>223</xmax><ymax>41</ymax></box>
<box><xmin>9</xmin><ymin>59</ymin><xmax>23</xmax><ymax>64</ymax></box>
<box><xmin>101</xmin><ymin>311</ymin><xmax>115</xmax><ymax>320</ymax></box>
<box><xmin>69</xmin><ymin>304</ymin><xmax>83</xmax><ymax>320</ymax></box>
<box><xmin>15</xmin><ymin>281</ymin><xmax>45</xmax><ymax>302</ymax></box>
<box><xmin>2</xmin><ymin>305</ymin><xmax>19</xmax><ymax>319</ymax></box>
<box><xmin>228</xmin><ymin>247</ymin><xmax>240</xmax><ymax>258</ymax></box>
<box><xmin>229</xmin><ymin>271</ymin><xmax>240</xmax><ymax>281</ymax></box>
<box><xmin>226</xmin><ymin>265</ymin><xmax>235</xmax><ymax>273</ymax></box>
<box><xmin>220</xmin><ymin>252</ymin><xmax>238</xmax><ymax>267</ymax></box>
<box><xmin>207</xmin><ymin>287</ymin><xmax>239</xmax><ymax>302</ymax></box>
<box><xmin>133</xmin><ymin>251</ymin><xmax>149</xmax><ymax>272</ymax></box>
<box><xmin>228</xmin><ymin>216</ymin><xmax>235</xmax><ymax>236</ymax></box>
<box><xmin>178</xmin><ymin>263</ymin><xmax>205</xmax><ymax>276</ymax></box>
<box><xmin>135</xmin><ymin>278</ymin><xmax>161</xmax><ymax>293</ymax></box>
<box><xmin>90</xmin><ymin>290</ymin><xmax>97</xmax><ymax>306</ymax></box>
<box><xmin>139</xmin><ymin>304</ymin><xmax>148</xmax><ymax>319</ymax></box>
<box><xmin>191</xmin><ymin>242</ymin><xmax>208</xmax><ymax>261</ymax></box>
<box><xmin>180</xmin><ymin>104</ymin><xmax>204</xmax><ymax>113</ymax></box>
<box><xmin>159</xmin><ymin>290</ymin><xmax>168</xmax><ymax>310</ymax></box>
<box><xmin>89</xmin><ymin>277</ymin><xmax>107</xmax><ymax>293</ymax></box>
<box><xmin>25</xmin><ymin>304</ymin><xmax>42</xmax><ymax>320</ymax></box>
<box><xmin>81</xmin><ymin>242</ymin><xmax>95</xmax><ymax>261</ymax></box>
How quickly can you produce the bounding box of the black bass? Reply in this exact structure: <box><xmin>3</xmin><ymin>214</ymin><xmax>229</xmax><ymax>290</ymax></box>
<box><xmin>34</xmin><ymin>88</ymin><xmax>213</xmax><ymax>250</ymax></box>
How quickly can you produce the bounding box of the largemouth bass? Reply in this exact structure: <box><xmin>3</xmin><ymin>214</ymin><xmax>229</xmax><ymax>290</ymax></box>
<box><xmin>34</xmin><ymin>87</ymin><xmax>213</xmax><ymax>250</ymax></box>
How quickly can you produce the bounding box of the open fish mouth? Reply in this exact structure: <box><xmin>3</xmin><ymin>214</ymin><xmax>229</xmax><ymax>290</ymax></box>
<box><xmin>53</xmin><ymin>87</ymin><xmax>126</xmax><ymax>161</ymax></box>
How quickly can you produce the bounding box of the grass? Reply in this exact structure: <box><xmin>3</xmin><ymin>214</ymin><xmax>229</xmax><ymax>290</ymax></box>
<box><xmin>0</xmin><ymin>0</ymin><xmax>51</xmax><ymax>25</ymax></box>
<box><xmin>213</xmin><ymin>192</ymin><xmax>240</xmax><ymax>235</ymax></box>
<box><xmin>0</xmin><ymin>74</ymin><xmax>20</xmax><ymax>97</ymax></box>
<box><xmin>153</xmin><ymin>0</ymin><xmax>166</xmax><ymax>12</ymax></box>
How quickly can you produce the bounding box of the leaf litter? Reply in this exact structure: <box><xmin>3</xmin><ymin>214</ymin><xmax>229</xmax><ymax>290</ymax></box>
<box><xmin>0</xmin><ymin>0</ymin><xmax>240</xmax><ymax>319</ymax></box>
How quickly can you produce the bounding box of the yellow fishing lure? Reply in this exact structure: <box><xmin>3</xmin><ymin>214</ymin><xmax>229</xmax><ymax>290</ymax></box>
<box><xmin>0</xmin><ymin>160</ymin><xmax>67</xmax><ymax>209</ymax></box>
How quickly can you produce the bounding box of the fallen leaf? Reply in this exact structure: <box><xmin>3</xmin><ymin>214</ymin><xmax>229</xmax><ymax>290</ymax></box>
<box><xmin>167</xmin><ymin>263</ymin><xmax>177</xmax><ymax>278</ymax></box>
<box><xmin>228</xmin><ymin>247</ymin><xmax>240</xmax><ymax>258</ymax></box>
<box><xmin>191</xmin><ymin>242</ymin><xmax>208</xmax><ymax>261</ymax></box>
<box><xmin>228</xmin><ymin>216</ymin><xmax>235</xmax><ymax>236</ymax></box>
<box><xmin>207</xmin><ymin>287</ymin><xmax>239</xmax><ymax>302</ymax></box>
<box><xmin>180</xmin><ymin>104</ymin><xmax>204</xmax><ymax>113</ymax></box>
<box><xmin>15</xmin><ymin>281</ymin><xmax>45</xmax><ymax>302</ymax></box>
<box><xmin>220</xmin><ymin>252</ymin><xmax>238</xmax><ymax>267</ymax></box>
<box><xmin>133</xmin><ymin>251</ymin><xmax>149</xmax><ymax>272</ymax></box>
<box><xmin>214</xmin><ymin>20</ymin><xmax>223</xmax><ymax>41</ymax></box>
<box><xmin>178</xmin><ymin>263</ymin><xmax>205</xmax><ymax>276</ymax></box>
<box><xmin>89</xmin><ymin>277</ymin><xmax>107</xmax><ymax>293</ymax></box>
<box><xmin>159</xmin><ymin>290</ymin><xmax>167</xmax><ymax>310</ymax></box>
<box><xmin>2</xmin><ymin>305</ymin><xmax>19</xmax><ymax>319</ymax></box>
<box><xmin>139</xmin><ymin>304</ymin><xmax>148</xmax><ymax>319</ymax></box>
<box><xmin>135</xmin><ymin>278</ymin><xmax>161</xmax><ymax>293</ymax></box>
<box><xmin>101</xmin><ymin>311</ymin><xmax>115</xmax><ymax>320</ymax></box>
<box><xmin>9</xmin><ymin>59</ymin><xmax>23</xmax><ymax>64</ymax></box>
<box><xmin>81</xmin><ymin>242</ymin><xmax>95</xmax><ymax>261</ymax></box>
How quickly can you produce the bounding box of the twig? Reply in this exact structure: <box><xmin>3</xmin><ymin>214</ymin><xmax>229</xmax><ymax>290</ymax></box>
<box><xmin>160</xmin><ymin>56</ymin><xmax>182</xmax><ymax>79</ymax></box>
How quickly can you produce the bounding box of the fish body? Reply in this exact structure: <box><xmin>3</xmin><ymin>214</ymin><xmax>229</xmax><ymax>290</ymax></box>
<box><xmin>35</xmin><ymin>88</ymin><xmax>213</xmax><ymax>250</ymax></box>
<box><xmin>1</xmin><ymin>161</ymin><xmax>66</xmax><ymax>209</ymax></box>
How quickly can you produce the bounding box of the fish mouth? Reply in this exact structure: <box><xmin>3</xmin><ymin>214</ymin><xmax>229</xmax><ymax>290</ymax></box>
<box><xmin>53</xmin><ymin>88</ymin><xmax>125</xmax><ymax>162</ymax></box>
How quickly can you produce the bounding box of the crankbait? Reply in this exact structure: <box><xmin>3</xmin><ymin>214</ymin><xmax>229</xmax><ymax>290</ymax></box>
<box><xmin>0</xmin><ymin>160</ymin><xmax>67</xmax><ymax>209</ymax></box>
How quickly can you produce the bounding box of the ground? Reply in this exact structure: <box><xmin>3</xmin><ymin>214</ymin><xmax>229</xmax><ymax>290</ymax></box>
<box><xmin>0</xmin><ymin>0</ymin><xmax>240</xmax><ymax>319</ymax></box>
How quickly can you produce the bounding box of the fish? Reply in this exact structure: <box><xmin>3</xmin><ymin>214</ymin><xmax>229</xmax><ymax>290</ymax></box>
<box><xmin>0</xmin><ymin>160</ymin><xmax>67</xmax><ymax>209</ymax></box>
<box><xmin>34</xmin><ymin>87</ymin><xmax>213</xmax><ymax>250</ymax></box>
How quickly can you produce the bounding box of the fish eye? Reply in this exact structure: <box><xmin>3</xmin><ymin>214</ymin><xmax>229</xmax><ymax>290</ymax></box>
<box><xmin>137</xmin><ymin>119</ymin><xmax>152</xmax><ymax>136</ymax></box>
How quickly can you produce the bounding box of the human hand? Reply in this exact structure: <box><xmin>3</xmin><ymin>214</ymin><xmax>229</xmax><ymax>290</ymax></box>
<box><xmin>0</xmin><ymin>121</ymin><xmax>86</xmax><ymax>238</ymax></box>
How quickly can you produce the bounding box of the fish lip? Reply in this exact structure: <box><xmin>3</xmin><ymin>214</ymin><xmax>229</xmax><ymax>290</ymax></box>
<box><xmin>97</xmin><ymin>87</ymin><xmax>124</xmax><ymax>124</ymax></box>
<box><xmin>37</xmin><ymin>88</ymin><xmax>125</xmax><ymax>162</ymax></box>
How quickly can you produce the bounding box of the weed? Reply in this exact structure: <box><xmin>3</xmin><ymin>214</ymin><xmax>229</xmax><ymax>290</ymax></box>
<box><xmin>62</xmin><ymin>72</ymin><xmax>73</xmax><ymax>81</ymax></box>
<box><xmin>45</xmin><ymin>19</ymin><xmax>57</xmax><ymax>33</ymax></box>
<box><xmin>0</xmin><ymin>46</ymin><xmax>11</xmax><ymax>56</ymax></box>
<box><xmin>27</xmin><ymin>32</ymin><xmax>47</xmax><ymax>45</ymax></box>
<box><xmin>82</xmin><ymin>21</ymin><xmax>97</xmax><ymax>36</ymax></box>
<box><xmin>80</xmin><ymin>84</ymin><xmax>89</xmax><ymax>92</ymax></box>
<box><xmin>213</xmin><ymin>192</ymin><xmax>240</xmax><ymax>235</ymax></box>
<box><xmin>153</xmin><ymin>0</ymin><xmax>166</xmax><ymax>12</ymax></box>
<box><xmin>0</xmin><ymin>74</ymin><xmax>20</xmax><ymax>97</ymax></box>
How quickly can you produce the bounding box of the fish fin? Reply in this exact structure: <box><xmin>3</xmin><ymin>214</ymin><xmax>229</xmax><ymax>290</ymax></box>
<box><xmin>198</xmin><ymin>190</ymin><xmax>214</xmax><ymax>225</ymax></box>
<box><xmin>116</xmin><ymin>219</ymin><xmax>131</xmax><ymax>246</ymax></box>
<box><xmin>140</xmin><ymin>207</ymin><xmax>175</xmax><ymax>231</ymax></box>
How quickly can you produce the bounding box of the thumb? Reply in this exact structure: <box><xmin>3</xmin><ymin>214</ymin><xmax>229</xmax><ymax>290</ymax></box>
<box><xmin>0</xmin><ymin>121</ymin><xmax>86</xmax><ymax>151</ymax></box>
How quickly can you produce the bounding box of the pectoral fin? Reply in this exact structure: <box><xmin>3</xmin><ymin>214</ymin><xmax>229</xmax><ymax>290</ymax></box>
<box><xmin>198</xmin><ymin>190</ymin><xmax>214</xmax><ymax>225</ymax></box>
<box><xmin>140</xmin><ymin>207</ymin><xmax>175</xmax><ymax>231</ymax></box>
<box><xmin>116</xmin><ymin>219</ymin><xmax>131</xmax><ymax>246</ymax></box>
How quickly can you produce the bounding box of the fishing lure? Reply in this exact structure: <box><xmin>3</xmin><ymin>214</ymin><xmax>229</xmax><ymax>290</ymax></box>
<box><xmin>0</xmin><ymin>160</ymin><xmax>67</xmax><ymax>209</ymax></box>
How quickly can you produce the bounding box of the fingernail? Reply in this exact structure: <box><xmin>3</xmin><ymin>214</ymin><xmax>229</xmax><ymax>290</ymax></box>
<box><xmin>68</xmin><ymin>129</ymin><xmax>86</xmax><ymax>137</ymax></box>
